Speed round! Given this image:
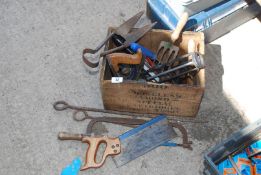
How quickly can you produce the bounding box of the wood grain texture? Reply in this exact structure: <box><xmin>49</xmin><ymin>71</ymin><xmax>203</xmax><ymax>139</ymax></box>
<box><xmin>81</xmin><ymin>136</ymin><xmax>120</xmax><ymax>171</ymax></box>
<box><xmin>100</xmin><ymin>29</ymin><xmax>205</xmax><ymax>117</ymax></box>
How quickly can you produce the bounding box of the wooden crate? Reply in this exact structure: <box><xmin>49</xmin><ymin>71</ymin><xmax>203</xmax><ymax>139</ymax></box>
<box><xmin>99</xmin><ymin>29</ymin><xmax>205</xmax><ymax>117</ymax></box>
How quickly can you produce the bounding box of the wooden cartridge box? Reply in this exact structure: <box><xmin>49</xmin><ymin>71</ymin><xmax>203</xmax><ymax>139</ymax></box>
<box><xmin>100</xmin><ymin>29</ymin><xmax>205</xmax><ymax>117</ymax></box>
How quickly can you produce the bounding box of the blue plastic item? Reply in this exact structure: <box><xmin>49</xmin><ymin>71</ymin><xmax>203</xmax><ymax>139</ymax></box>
<box><xmin>246</xmin><ymin>140</ymin><xmax>261</xmax><ymax>156</ymax></box>
<box><xmin>246</xmin><ymin>140</ymin><xmax>261</xmax><ymax>165</ymax></box>
<box><xmin>204</xmin><ymin>119</ymin><xmax>261</xmax><ymax>175</ymax></box>
<box><xmin>61</xmin><ymin>157</ymin><xmax>82</xmax><ymax>175</ymax></box>
<box><xmin>161</xmin><ymin>141</ymin><xmax>177</xmax><ymax>147</ymax></box>
<box><xmin>217</xmin><ymin>151</ymin><xmax>253</xmax><ymax>175</ymax></box>
<box><xmin>148</xmin><ymin>0</ymin><xmax>247</xmax><ymax>30</ymax></box>
<box><xmin>130</xmin><ymin>43</ymin><xmax>157</xmax><ymax>61</ymax></box>
<box><xmin>147</xmin><ymin>0</ymin><xmax>261</xmax><ymax>43</ymax></box>
<box><xmin>254</xmin><ymin>162</ymin><xmax>261</xmax><ymax>175</ymax></box>
<box><xmin>157</xmin><ymin>0</ymin><xmax>224</xmax><ymax>18</ymax></box>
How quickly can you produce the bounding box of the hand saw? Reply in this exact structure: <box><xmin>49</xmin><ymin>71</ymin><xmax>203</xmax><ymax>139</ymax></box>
<box><xmin>58</xmin><ymin>115</ymin><xmax>176</xmax><ymax>171</ymax></box>
<box><xmin>107</xmin><ymin>49</ymin><xmax>142</xmax><ymax>73</ymax></box>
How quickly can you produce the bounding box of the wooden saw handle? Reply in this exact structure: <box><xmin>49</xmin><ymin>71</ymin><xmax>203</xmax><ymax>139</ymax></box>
<box><xmin>107</xmin><ymin>49</ymin><xmax>142</xmax><ymax>72</ymax></box>
<box><xmin>171</xmin><ymin>12</ymin><xmax>189</xmax><ymax>43</ymax></box>
<box><xmin>58</xmin><ymin>132</ymin><xmax>121</xmax><ymax>171</ymax></box>
<box><xmin>58</xmin><ymin>132</ymin><xmax>84</xmax><ymax>141</ymax></box>
<box><xmin>80</xmin><ymin>136</ymin><xmax>121</xmax><ymax>171</ymax></box>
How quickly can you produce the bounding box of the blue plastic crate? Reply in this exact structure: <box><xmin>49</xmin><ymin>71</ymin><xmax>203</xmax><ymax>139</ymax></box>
<box><xmin>147</xmin><ymin>0</ymin><xmax>261</xmax><ymax>42</ymax></box>
<box><xmin>203</xmin><ymin>119</ymin><xmax>261</xmax><ymax>175</ymax></box>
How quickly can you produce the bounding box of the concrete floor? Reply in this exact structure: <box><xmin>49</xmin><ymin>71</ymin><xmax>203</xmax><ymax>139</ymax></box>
<box><xmin>0</xmin><ymin>0</ymin><xmax>260</xmax><ymax>174</ymax></box>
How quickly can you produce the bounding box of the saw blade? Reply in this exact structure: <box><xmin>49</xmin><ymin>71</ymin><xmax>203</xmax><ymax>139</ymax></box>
<box><xmin>113</xmin><ymin>115</ymin><xmax>176</xmax><ymax>167</ymax></box>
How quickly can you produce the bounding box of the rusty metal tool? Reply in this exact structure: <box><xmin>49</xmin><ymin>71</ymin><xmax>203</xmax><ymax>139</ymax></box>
<box><xmin>107</xmin><ymin>49</ymin><xmax>142</xmax><ymax>72</ymax></box>
<box><xmin>82</xmin><ymin>12</ymin><xmax>156</xmax><ymax>68</ymax></box>
<box><xmin>53</xmin><ymin>101</ymin><xmax>193</xmax><ymax>149</ymax></box>
<box><xmin>53</xmin><ymin>100</ymin><xmax>207</xmax><ymax>124</ymax></box>
<box><xmin>146</xmin><ymin>52</ymin><xmax>205</xmax><ymax>83</ymax></box>
<box><xmin>82</xmin><ymin>11</ymin><xmax>143</xmax><ymax>68</ymax></box>
<box><xmin>156</xmin><ymin>41</ymin><xmax>179</xmax><ymax>66</ymax></box>
<box><xmin>58</xmin><ymin>116</ymin><xmax>176</xmax><ymax>170</ymax></box>
<box><xmin>53</xmin><ymin>100</ymin><xmax>152</xmax><ymax>120</ymax></box>
<box><xmin>85</xmin><ymin>116</ymin><xmax>193</xmax><ymax>150</ymax></box>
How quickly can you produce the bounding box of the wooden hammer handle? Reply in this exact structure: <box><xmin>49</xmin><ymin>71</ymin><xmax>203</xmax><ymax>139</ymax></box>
<box><xmin>107</xmin><ymin>49</ymin><xmax>142</xmax><ymax>72</ymax></box>
<box><xmin>171</xmin><ymin>12</ymin><xmax>189</xmax><ymax>43</ymax></box>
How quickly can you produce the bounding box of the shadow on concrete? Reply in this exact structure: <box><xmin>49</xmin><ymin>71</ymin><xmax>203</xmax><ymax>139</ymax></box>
<box><xmin>185</xmin><ymin>44</ymin><xmax>247</xmax><ymax>143</ymax></box>
<box><xmin>257</xmin><ymin>13</ymin><xmax>261</xmax><ymax>23</ymax></box>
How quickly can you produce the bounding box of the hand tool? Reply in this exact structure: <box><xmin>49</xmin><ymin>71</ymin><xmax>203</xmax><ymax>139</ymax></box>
<box><xmin>111</xmin><ymin>34</ymin><xmax>158</xmax><ymax>80</ymax></box>
<box><xmin>111</xmin><ymin>34</ymin><xmax>135</xmax><ymax>54</ymax></box>
<box><xmin>58</xmin><ymin>132</ymin><xmax>121</xmax><ymax>171</ymax></box>
<box><xmin>156</xmin><ymin>41</ymin><xmax>179</xmax><ymax>66</ymax></box>
<box><xmin>146</xmin><ymin>52</ymin><xmax>205</xmax><ymax>83</ymax></box>
<box><xmin>111</xmin><ymin>35</ymin><xmax>161</xmax><ymax>81</ymax></box>
<box><xmin>110</xmin><ymin>35</ymin><xmax>142</xmax><ymax>79</ymax></box>
<box><xmin>142</xmin><ymin>62</ymin><xmax>160</xmax><ymax>82</ymax></box>
<box><xmin>53</xmin><ymin>100</ymin><xmax>208</xmax><ymax>124</ymax></box>
<box><xmin>107</xmin><ymin>49</ymin><xmax>142</xmax><ymax>72</ymax></box>
<box><xmin>112</xmin><ymin>115</ymin><xmax>176</xmax><ymax>167</ymax></box>
<box><xmin>82</xmin><ymin>20</ymin><xmax>156</xmax><ymax>68</ymax></box>
<box><xmin>53</xmin><ymin>101</ymin><xmax>194</xmax><ymax>150</ymax></box>
<box><xmin>171</xmin><ymin>12</ymin><xmax>189</xmax><ymax>44</ymax></box>
<box><xmin>81</xmin><ymin>11</ymin><xmax>143</xmax><ymax>68</ymax></box>
<box><xmin>130</xmin><ymin>43</ymin><xmax>157</xmax><ymax>61</ymax></box>
<box><xmin>85</xmin><ymin>116</ymin><xmax>193</xmax><ymax>150</ymax></box>
<box><xmin>58</xmin><ymin>115</ymin><xmax>176</xmax><ymax>170</ymax></box>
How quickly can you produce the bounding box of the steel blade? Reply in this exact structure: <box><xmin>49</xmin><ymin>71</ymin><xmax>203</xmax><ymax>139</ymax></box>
<box><xmin>124</xmin><ymin>22</ymin><xmax>157</xmax><ymax>44</ymax></box>
<box><xmin>115</xmin><ymin>11</ymin><xmax>144</xmax><ymax>36</ymax></box>
<box><xmin>113</xmin><ymin>115</ymin><xmax>175</xmax><ymax>167</ymax></box>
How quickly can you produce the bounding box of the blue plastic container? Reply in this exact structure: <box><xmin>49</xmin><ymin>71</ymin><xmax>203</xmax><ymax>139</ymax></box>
<box><xmin>147</xmin><ymin>0</ymin><xmax>261</xmax><ymax>42</ymax></box>
<box><xmin>203</xmin><ymin>119</ymin><xmax>261</xmax><ymax>175</ymax></box>
<box><xmin>217</xmin><ymin>151</ymin><xmax>253</xmax><ymax>175</ymax></box>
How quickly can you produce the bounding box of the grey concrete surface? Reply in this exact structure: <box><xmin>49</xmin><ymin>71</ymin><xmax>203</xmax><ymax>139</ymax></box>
<box><xmin>0</xmin><ymin>0</ymin><xmax>260</xmax><ymax>175</ymax></box>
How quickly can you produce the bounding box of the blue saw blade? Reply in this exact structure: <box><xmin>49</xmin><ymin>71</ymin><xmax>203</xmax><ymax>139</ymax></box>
<box><xmin>113</xmin><ymin>115</ymin><xmax>176</xmax><ymax>167</ymax></box>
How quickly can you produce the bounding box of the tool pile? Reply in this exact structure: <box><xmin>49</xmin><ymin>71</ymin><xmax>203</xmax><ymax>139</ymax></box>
<box><xmin>54</xmin><ymin>101</ymin><xmax>194</xmax><ymax>173</ymax></box>
<box><xmin>56</xmin><ymin>11</ymin><xmax>205</xmax><ymax>174</ymax></box>
<box><xmin>83</xmin><ymin>11</ymin><xmax>205</xmax><ymax>84</ymax></box>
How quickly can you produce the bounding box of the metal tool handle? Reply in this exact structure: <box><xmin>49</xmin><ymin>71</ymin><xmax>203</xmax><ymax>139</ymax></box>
<box><xmin>95</xmin><ymin>33</ymin><xmax>115</xmax><ymax>52</ymax></box>
<box><xmin>101</xmin><ymin>45</ymin><xmax>127</xmax><ymax>56</ymax></box>
<box><xmin>82</xmin><ymin>33</ymin><xmax>115</xmax><ymax>68</ymax></box>
<box><xmin>107</xmin><ymin>49</ymin><xmax>142</xmax><ymax>72</ymax></box>
<box><xmin>171</xmin><ymin>12</ymin><xmax>189</xmax><ymax>43</ymax></box>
